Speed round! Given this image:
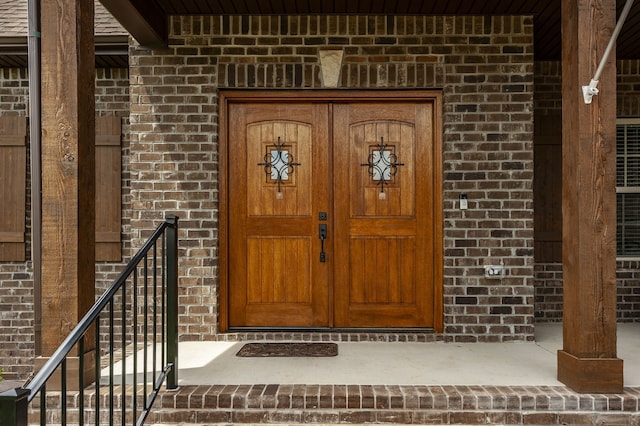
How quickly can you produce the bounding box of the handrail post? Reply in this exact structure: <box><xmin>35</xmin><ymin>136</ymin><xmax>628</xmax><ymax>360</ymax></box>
<box><xmin>0</xmin><ymin>388</ymin><xmax>29</xmax><ymax>426</ymax></box>
<box><xmin>165</xmin><ymin>215</ymin><xmax>179</xmax><ymax>389</ymax></box>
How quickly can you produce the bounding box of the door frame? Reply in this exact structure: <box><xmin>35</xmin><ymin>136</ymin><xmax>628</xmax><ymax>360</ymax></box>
<box><xmin>218</xmin><ymin>90</ymin><xmax>444</xmax><ymax>333</ymax></box>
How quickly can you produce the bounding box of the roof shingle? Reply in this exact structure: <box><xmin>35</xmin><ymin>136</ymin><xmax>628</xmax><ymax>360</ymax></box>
<box><xmin>0</xmin><ymin>0</ymin><xmax>127</xmax><ymax>37</ymax></box>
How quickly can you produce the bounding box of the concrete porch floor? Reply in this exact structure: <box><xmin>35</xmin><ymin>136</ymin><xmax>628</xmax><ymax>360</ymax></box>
<box><xmin>139</xmin><ymin>323</ymin><xmax>640</xmax><ymax>424</ymax></box>
<box><xmin>176</xmin><ymin>323</ymin><xmax>640</xmax><ymax>387</ymax></box>
<box><xmin>127</xmin><ymin>323</ymin><xmax>640</xmax><ymax>424</ymax></box>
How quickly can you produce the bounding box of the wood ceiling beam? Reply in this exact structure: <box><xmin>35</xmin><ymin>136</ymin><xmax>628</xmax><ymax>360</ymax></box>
<box><xmin>98</xmin><ymin>0</ymin><xmax>167</xmax><ymax>48</ymax></box>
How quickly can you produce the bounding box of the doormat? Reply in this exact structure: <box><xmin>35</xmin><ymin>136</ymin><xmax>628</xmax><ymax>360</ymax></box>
<box><xmin>236</xmin><ymin>342</ymin><xmax>338</xmax><ymax>357</ymax></box>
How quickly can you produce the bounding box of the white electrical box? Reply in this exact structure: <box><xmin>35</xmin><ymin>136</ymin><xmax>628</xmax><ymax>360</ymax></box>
<box><xmin>484</xmin><ymin>265</ymin><xmax>504</xmax><ymax>279</ymax></box>
<box><xmin>459</xmin><ymin>193</ymin><xmax>468</xmax><ymax>210</ymax></box>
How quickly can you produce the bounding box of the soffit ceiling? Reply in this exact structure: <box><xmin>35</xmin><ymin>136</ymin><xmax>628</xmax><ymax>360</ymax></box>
<box><xmin>103</xmin><ymin>0</ymin><xmax>640</xmax><ymax>60</ymax></box>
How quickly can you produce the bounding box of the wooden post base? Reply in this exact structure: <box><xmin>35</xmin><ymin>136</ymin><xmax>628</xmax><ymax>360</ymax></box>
<box><xmin>558</xmin><ymin>350</ymin><xmax>623</xmax><ymax>393</ymax></box>
<box><xmin>34</xmin><ymin>350</ymin><xmax>96</xmax><ymax>391</ymax></box>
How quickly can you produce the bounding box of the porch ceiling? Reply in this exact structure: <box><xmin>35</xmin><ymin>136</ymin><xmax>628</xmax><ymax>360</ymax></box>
<box><xmin>99</xmin><ymin>0</ymin><xmax>640</xmax><ymax>60</ymax></box>
<box><xmin>0</xmin><ymin>36</ymin><xmax>129</xmax><ymax>68</ymax></box>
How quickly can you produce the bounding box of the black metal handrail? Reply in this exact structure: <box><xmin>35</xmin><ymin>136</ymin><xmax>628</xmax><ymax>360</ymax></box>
<box><xmin>0</xmin><ymin>215</ymin><xmax>179</xmax><ymax>426</ymax></box>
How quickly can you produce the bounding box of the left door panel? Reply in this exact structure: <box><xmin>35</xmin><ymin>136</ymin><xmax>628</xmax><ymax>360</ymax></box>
<box><xmin>228</xmin><ymin>102</ymin><xmax>330</xmax><ymax>327</ymax></box>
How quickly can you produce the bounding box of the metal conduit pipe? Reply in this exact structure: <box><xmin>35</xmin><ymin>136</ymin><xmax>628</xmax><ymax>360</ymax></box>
<box><xmin>27</xmin><ymin>0</ymin><xmax>42</xmax><ymax>355</ymax></box>
<box><xmin>582</xmin><ymin>0</ymin><xmax>636</xmax><ymax>103</ymax></box>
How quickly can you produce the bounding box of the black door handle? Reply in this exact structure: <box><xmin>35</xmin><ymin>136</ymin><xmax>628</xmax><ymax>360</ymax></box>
<box><xmin>319</xmin><ymin>224</ymin><xmax>327</xmax><ymax>262</ymax></box>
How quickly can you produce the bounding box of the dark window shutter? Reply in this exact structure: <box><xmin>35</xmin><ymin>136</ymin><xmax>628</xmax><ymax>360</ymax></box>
<box><xmin>0</xmin><ymin>116</ymin><xmax>27</xmax><ymax>261</ymax></box>
<box><xmin>533</xmin><ymin>113</ymin><xmax>562</xmax><ymax>262</ymax></box>
<box><xmin>95</xmin><ymin>115</ymin><xmax>122</xmax><ymax>262</ymax></box>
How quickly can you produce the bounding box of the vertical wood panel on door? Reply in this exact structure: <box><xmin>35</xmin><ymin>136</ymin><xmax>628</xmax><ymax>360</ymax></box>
<box><xmin>333</xmin><ymin>102</ymin><xmax>436</xmax><ymax>328</ymax></box>
<box><xmin>228</xmin><ymin>102</ymin><xmax>330</xmax><ymax>327</ymax></box>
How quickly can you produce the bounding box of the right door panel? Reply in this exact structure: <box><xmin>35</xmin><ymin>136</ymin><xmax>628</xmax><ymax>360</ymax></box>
<box><xmin>333</xmin><ymin>102</ymin><xmax>436</xmax><ymax>328</ymax></box>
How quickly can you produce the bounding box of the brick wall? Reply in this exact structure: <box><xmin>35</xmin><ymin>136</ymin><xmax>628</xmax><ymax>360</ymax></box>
<box><xmin>533</xmin><ymin>61</ymin><xmax>561</xmax><ymax>115</ymax></box>
<box><xmin>535</xmin><ymin>260</ymin><xmax>640</xmax><ymax>322</ymax></box>
<box><xmin>0</xmin><ymin>67</ymin><xmax>130</xmax><ymax>381</ymax></box>
<box><xmin>129</xmin><ymin>15</ymin><xmax>535</xmax><ymax>343</ymax></box>
<box><xmin>533</xmin><ymin>60</ymin><xmax>640</xmax><ymax>322</ymax></box>
<box><xmin>0</xmin><ymin>68</ymin><xmax>28</xmax><ymax>112</ymax></box>
<box><xmin>532</xmin><ymin>263</ymin><xmax>563</xmax><ymax>322</ymax></box>
<box><xmin>619</xmin><ymin>60</ymin><xmax>640</xmax><ymax>117</ymax></box>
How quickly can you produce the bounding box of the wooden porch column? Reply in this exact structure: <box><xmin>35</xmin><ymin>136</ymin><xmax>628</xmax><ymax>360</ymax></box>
<box><xmin>559</xmin><ymin>0</ymin><xmax>623</xmax><ymax>392</ymax></box>
<box><xmin>39</xmin><ymin>0</ymin><xmax>96</xmax><ymax>383</ymax></box>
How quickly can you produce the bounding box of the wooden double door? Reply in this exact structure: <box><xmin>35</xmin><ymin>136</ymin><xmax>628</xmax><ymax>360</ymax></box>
<box><xmin>223</xmin><ymin>92</ymin><xmax>442</xmax><ymax>330</ymax></box>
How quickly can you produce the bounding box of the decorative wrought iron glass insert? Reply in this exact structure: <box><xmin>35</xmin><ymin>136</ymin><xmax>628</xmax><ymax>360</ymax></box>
<box><xmin>258</xmin><ymin>137</ymin><xmax>301</xmax><ymax>193</ymax></box>
<box><xmin>361</xmin><ymin>137</ymin><xmax>404</xmax><ymax>195</ymax></box>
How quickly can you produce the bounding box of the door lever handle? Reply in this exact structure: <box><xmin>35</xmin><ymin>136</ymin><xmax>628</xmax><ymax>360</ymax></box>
<box><xmin>319</xmin><ymin>224</ymin><xmax>327</xmax><ymax>240</ymax></box>
<box><xmin>319</xmin><ymin>224</ymin><xmax>327</xmax><ymax>262</ymax></box>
